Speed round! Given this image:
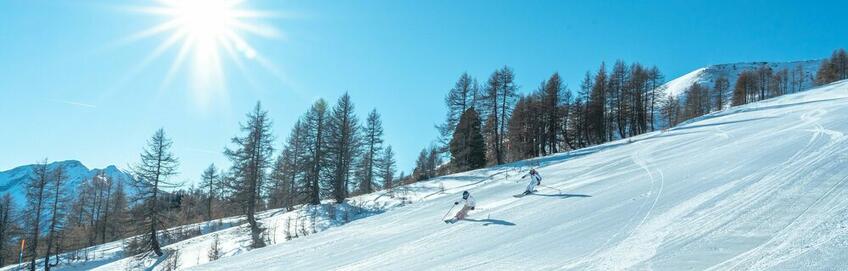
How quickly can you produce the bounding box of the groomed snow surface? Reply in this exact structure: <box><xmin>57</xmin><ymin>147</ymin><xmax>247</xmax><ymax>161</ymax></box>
<box><xmin>192</xmin><ymin>80</ymin><xmax>848</xmax><ymax>270</ymax></box>
<box><xmin>9</xmin><ymin>80</ymin><xmax>848</xmax><ymax>271</ymax></box>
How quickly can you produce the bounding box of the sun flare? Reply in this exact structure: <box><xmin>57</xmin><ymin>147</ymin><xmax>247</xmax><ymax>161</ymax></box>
<box><xmin>127</xmin><ymin>0</ymin><xmax>278</xmax><ymax>104</ymax></box>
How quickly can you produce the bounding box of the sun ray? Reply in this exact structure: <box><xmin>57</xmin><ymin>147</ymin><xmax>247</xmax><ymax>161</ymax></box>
<box><xmin>124</xmin><ymin>0</ymin><xmax>280</xmax><ymax>107</ymax></box>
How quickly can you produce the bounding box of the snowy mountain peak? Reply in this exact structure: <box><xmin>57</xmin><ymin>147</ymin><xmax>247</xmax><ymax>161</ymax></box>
<box><xmin>0</xmin><ymin>160</ymin><xmax>134</xmax><ymax>205</ymax></box>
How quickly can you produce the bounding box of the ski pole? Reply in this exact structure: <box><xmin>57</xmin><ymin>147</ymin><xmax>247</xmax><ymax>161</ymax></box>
<box><xmin>441</xmin><ymin>204</ymin><xmax>457</xmax><ymax>221</ymax></box>
<box><xmin>540</xmin><ymin>184</ymin><xmax>562</xmax><ymax>194</ymax></box>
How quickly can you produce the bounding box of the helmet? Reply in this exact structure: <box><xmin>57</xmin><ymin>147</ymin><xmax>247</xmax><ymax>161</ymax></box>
<box><xmin>462</xmin><ymin>191</ymin><xmax>469</xmax><ymax>199</ymax></box>
<box><xmin>530</xmin><ymin>169</ymin><xmax>537</xmax><ymax>174</ymax></box>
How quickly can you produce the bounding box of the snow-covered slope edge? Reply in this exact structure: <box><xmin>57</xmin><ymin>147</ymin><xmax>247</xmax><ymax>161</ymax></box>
<box><xmin>33</xmin><ymin>160</ymin><xmax>532</xmax><ymax>270</ymax></box>
<box><xmin>663</xmin><ymin>59</ymin><xmax>821</xmax><ymax>100</ymax></box>
<box><xmin>190</xmin><ymin>80</ymin><xmax>848</xmax><ymax>270</ymax></box>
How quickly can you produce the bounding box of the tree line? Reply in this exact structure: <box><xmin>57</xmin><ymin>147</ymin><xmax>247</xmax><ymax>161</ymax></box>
<box><xmin>668</xmin><ymin>48</ymin><xmax>845</xmax><ymax>127</ymax></box>
<box><xmin>413</xmin><ymin>61</ymin><xmax>664</xmax><ymax>179</ymax></box>
<box><xmin>415</xmin><ymin>48</ymin><xmax>846</xmax><ymax>181</ymax></box>
<box><xmin>1</xmin><ymin>94</ymin><xmax>399</xmax><ymax>269</ymax></box>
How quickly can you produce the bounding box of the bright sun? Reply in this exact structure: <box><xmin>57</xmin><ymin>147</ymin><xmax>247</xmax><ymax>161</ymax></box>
<box><xmin>127</xmin><ymin>0</ymin><xmax>278</xmax><ymax>104</ymax></box>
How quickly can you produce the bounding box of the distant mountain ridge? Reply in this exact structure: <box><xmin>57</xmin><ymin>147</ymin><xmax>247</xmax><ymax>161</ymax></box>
<box><xmin>662</xmin><ymin>59</ymin><xmax>822</xmax><ymax>101</ymax></box>
<box><xmin>0</xmin><ymin>160</ymin><xmax>134</xmax><ymax>206</ymax></box>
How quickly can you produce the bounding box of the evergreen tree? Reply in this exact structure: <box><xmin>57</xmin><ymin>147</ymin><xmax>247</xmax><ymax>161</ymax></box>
<box><xmin>608</xmin><ymin>60</ymin><xmax>630</xmax><ymax>138</ymax></box>
<box><xmin>200</xmin><ymin>164</ymin><xmax>219</xmax><ymax>220</ymax></box>
<box><xmin>449</xmin><ymin>108</ymin><xmax>486</xmax><ymax>171</ymax></box>
<box><xmin>437</xmin><ymin>73</ymin><xmax>479</xmax><ymax>152</ymax></box>
<box><xmin>129</xmin><ymin>129</ymin><xmax>179</xmax><ymax>257</ymax></box>
<box><xmin>413</xmin><ymin>149</ymin><xmax>429</xmax><ymax>181</ymax></box>
<box><xmin>95</xmin><ymin>173</ymin><xmax>113</xmax><ymax>244</ymax></box>
<box><xmin>272</xmin><ymin>119</ymin><xmax>309</xmax><ymax>209</ymax></box>
<box><xmin>325</xmin><ymin>93</ymin><xmax>362</xmax><ymax>203</ymax></box>
<box><xmin>44</xmin><ymin>166</ymin><xmax>68</xmax><ymax>271</ymax></box>
<box><xmin>682</xmin><ymin>83</ymin><xmax>710</xmax><ymax>121</ymax></box>
<box><xmin>733</xmin><ymin>71</ymin><xmax>759</xmax><ymax>106</ymax></box>
<box><xmin>357</xmin><ymin>109</ymin><xmax>384</xmax><ymax>194</ymax></box>
<box><xmin>24</xmin><ymin>160</ymin><xmax>50</xmax><ymax>270</ymax></box>
<box><xmin>647</xmin><ymin>66</ymin><xmax>665</xmax><ymax>131</ymax></box>
<box><xmin>713</xmin><ymin>75</ymin><xmax>730</xmax><ymax>110</ymax></box>
<box><xmin>506</xmin><ymin>94</ymin><xmax>544</xmax><ymax>161</ymax></box>
<box><xmin>377</xmin><ymin>146</ymin><xmax>397</xmax><ymax>191</ymax></box>
<box><xmin>107</xmin><ymin>182</ymin><xmax>129</xmax><ymax>241</ymax></box>
<box><xmin>0</xmin><ymin>193</ymin><xmax>13</xmax><ymax>266</ymax></box>
<box><xmin>792</xmin><ymin>64</ymin><xmax>805</xmax><ymax>93</ymax></box>
<box><xmin>303</xmin><ymin>100</ymin><xmax>329</xmax><ymax>205</ymax></box>
<box><xmin>542</xmin><ymin>73</ymin><xmax>563</xmax><ymax>154</ymax></box>
<box><xmin>816</xmin><ymin>48</ymin><xmax>848</xmax><ymax>85</ymax></box>
<box><xmin>426</xmin><ymin>146</ymin><xmax>442</xmax><ymax>179</ymax></box>
<box><xmin>480</xmin><ymin>66</ymin><xmax>517</xmax><ymax>165</ymax></box>
<box><xmin>588</xmin><ymin>63</ymin><xmax>609</xmax><ymax>142</ymax></box>
<box><xmin>577</xmin><ymin>71</ymin><xmax>594</xmax><ymax>145</ymax></box>
<box><xmin>756</xmin><ymin>65</ymin><xmax>773</xmax><ymax>100</ymax></box>
<box><xmin>224</xmin><ymin>102</ymin><xmax>275</xmax><ymax>248</ymax></box>
<box><xmin>662</xmin><ymin>94</ymin><xmax>682</xmax><ymax>127</ymax></box>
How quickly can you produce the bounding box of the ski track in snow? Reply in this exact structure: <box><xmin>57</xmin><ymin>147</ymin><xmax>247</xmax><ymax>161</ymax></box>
<box><xmin>705</xmin><ymin>106</ymin><xmax>848</xmax><ymax>271</ymax></box>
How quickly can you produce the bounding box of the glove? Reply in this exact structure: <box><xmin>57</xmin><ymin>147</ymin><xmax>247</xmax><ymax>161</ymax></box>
<box><xmin>454</xmin><ymin>202</ymin><xmax>459</xmax><ymax>205</ymax></box>
<box><xmin>471</xmin><ymin>207</ymin><xmax>475</xmax><ymax>210</ymax></box>
<box><xmin>537</xmin><ymin>180</ymin><xmax>541</xmax><ymax>185</ymax></box>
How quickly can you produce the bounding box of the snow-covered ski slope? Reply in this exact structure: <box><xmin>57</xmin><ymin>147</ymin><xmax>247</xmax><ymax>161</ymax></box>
<box><xmin>193</xmin><ymin>80</ymin><xmax>848</xmax><ymax>271</ymax></box>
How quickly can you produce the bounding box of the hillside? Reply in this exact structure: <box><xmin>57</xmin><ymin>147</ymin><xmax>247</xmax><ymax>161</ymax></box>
<box><xmin>0</xmin><ymin>160</ymin><xmax>133</xmax><ymax>205</ymax></box>
<box><xmin>186</xmin><ymin>80</ymin><xmax>848</xmax><ymax>270</ymax></box>
<box><xmin>663</xmin><ymin>59</ymin><xmax>821</xmax><ymax>99</ymax></box>
<box><xmin>5</xmin><ymin>78</ymin><xmax>846</xmax><ymax>271</ymax></box>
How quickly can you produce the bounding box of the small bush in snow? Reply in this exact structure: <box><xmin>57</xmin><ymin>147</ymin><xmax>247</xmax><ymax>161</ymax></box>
<box><xmin>163</xmin><ymin>249</ymin><xmax>181</xmax><ymax>271</ymax></box>
<box><xmin>208</xmin><ymin>234</ymin><xmax>222</xmax><ymax>261</ymax></box>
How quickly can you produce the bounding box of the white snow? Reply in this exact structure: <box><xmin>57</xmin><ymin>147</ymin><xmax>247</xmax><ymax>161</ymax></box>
<box><xmin>663</xmin><ymin>60</ymin><xmax>821</xmax><ymax>102</ymax></box>
<box><xmin>183</xmin><ymin>80</ymin><xmax>848</xmax><ymax>270</ymax></box>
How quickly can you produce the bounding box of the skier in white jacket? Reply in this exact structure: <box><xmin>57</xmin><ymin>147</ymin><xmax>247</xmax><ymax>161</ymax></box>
<box><xmin>521</xmin><ymin>169</ymin><xmax>542</xmax><ymax>195</ymax></box>
<box><xmin>447</xmin><ymin>191</ymin><xmax>476</xmax><ymax>223</ymax></box>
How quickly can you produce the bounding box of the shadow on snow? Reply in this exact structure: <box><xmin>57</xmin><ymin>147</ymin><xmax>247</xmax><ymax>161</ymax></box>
<box><xmin>530</xmin><ymin>193</ymin><xmax>592</xmax><ymax>199</ymax></box>
<box><xmin>463</xmin><ymin>218</ymin><xmax>516</xmax><ymax>226</ymax></box>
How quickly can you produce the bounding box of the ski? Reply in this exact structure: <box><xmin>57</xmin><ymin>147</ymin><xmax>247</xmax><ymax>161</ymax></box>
<box><xmin>513</xmin><ymin>190</ymin><xmax>538</xmax><ymax>198</ymax></box>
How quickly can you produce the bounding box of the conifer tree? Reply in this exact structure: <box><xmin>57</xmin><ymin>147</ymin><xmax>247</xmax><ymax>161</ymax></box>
<box><xmin>377</xmin><ymin>146</ymin><xmax>397</xmax><ymax>191</ymax></box>
<box><xmin>325</xmin><ymin>93</ymin><xmax>362</xmax><ymax>203</ymax></box>
<box><xmin>200</xmin><ymin>164</ymin><xmax>219</xmax><ymax>220</ymax></box>
<box><xmin>713</xmin><ymin>75</ymin><xmax>730</xmax><ymax>110</ymax></box>
<box><xmin>438</xmin><ymin>73</ymin><xmax>479</xmax><ymax>151</ymax></box>
<box><xmin>449</xmin><ymin>108</ymin><xmax>486</xmax><ymax>171</ymax></box>
<box><xmin>357</xmin><ymin>109</ymin><xmax>384</xmax><ymax>194</ymax></box>
<box><xmin>303</xmin><ymin>100</ymin><xmax>329</xmax><ymax>205</ymax></box>
<box><xmin>25</xmin><ymin>160</ymin><xmax>50</xmax><ymax>270</ymax></box>
<box><xmin>130</xmin><ymin>129</ymin><xmax>180</xmax><ymax>257</ymax></box>
<box><xmin>224</xmin><ymin>102</ymin><xmax>275</xmax><ymax>248</ymax></box>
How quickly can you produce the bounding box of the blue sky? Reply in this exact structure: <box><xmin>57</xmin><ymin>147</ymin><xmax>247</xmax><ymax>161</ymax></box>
<box><xmin>1</xmin><ymin>0</ymin><xmax>846</xmax><ymax>185</ymax></box>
